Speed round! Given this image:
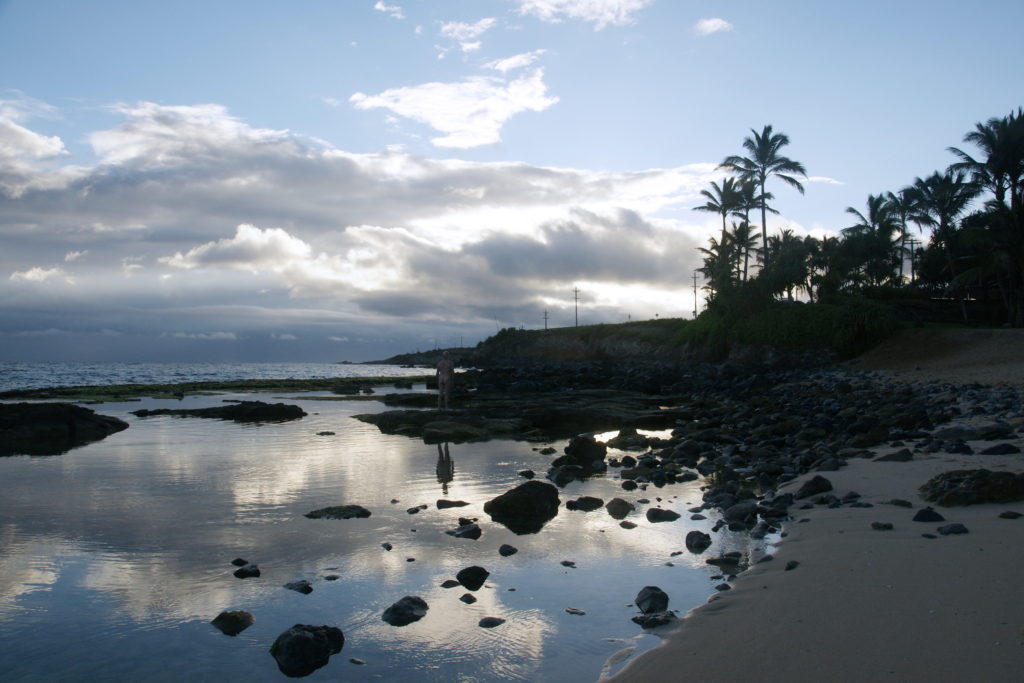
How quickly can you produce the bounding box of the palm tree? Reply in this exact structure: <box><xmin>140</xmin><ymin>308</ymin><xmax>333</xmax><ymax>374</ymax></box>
<box><xmin>947</xmin><ymin>108</ymin><xmax>1024</xmax><ymax>211</ymax></box>
<box><xmin>885</xmin><ymin>189</ymin><xmax>919</xmax><ymax>281</ymax></box>
<box><xmin>696</xmin><ymin>234</ymin><xmax>735</xmax><ymax>299</ymax></box>
<box><xmin>729</xmin><ymin>220</ymin><xmax>760</xmax><ymax>282</ymax></box>
<box><xmin>843</xmin><ymin>194</ymin><xmax>901</xmax><ymax>286</ymax></box>
<box><xmin>907</xmin><ymin>170</ymin><xmax>980</xmax><ymax>320</ymax></box>
<box><xmin>692</xmin><ymin>177</ymin><xmax>743</xmax><ymax>247</ymax></box>
<box><xmin>763</xmin><ymin>228</ymin><xmax>809</xmax><ymax>299</ymax></box>
<box><xmin>720</xmin><ymin>125</ymin><xmax>807</xmax><ymax>263</ymax></box>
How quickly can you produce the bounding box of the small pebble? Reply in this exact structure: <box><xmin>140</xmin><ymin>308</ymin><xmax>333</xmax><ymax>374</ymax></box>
<box><xmin>871</xmin><ymin>522</ymin><xmax>894</xmax><ymax>531</ymax></box>
<box><xmin>785</xmin><ymin>560</ymin><xmax>800</xmax><ymax>571</ymax></box>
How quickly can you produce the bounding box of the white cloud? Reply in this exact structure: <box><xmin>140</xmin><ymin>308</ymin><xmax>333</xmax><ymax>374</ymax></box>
<box><xmin>694</xmin><ymin>18</ymin><xmax>733</xmax><ymax>36</ymax></box>
<box><xmin>350</xmin><ymin>68</ymin><xmax>558</xmax><ymax>148</ymax></box>
<box><xmin>89</xmin><ymin>102</ymin><xmax>293</xmax><ymax>167</ymax></box>
<box><xmin>373</xmin><ymin>1</ymin><xmax>404</xmax><ymax>19</ymax></box>
<box><xmin>167</xmin><ymin>331</ymin><xmax>237</xmax><ymax>340</ymax></box>
<box><xmin>436</xmin><ymin>17</ymin><xmax>498</xmax><ymax>55</ymax></box>
<box><xmin>515</xmin><ymin>0</ymin><xmax>652</xmax><ymax>29</ymax></box>
<box><xmin>160</xmin><ymin>224</ymin><xmax>313</xmax><ymax>272</ymax></box>
<box><xmin>64</xmin><ymin>250</ymin><xmax>88</xmax><ymax>262</ymax></box>
<box><xmin>272</xmin><ymin>333</ymin><xmax>297</xmax><ymax>340</ymax></box>
<box><xmin>484</xmin><ymin>50</ymin><xmax>547</xmax><ymax>73</ymax></box>
<box><xmin>329</xmin><ymin>336</ymin><xmax>350</xmax><ymax>342</ymax></box>
<box><xmin>806</xmin><ymin>175</ymin><xmax>844</xmax><ymax>185</ymax></box>
<box><xmin>10</xmin><ymin>266</ymin><xmax>65</xmax><ymax>282</ymax></box>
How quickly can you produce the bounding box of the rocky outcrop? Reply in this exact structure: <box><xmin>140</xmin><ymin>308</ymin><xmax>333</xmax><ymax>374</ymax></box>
<box><xmin>210</xmin><ymin>610</ymin><xmax>254</xmax><ymax>636</ymax></box>
<box><xmin>0</xmin><ymin>402</ymin><xmax>129</xmax><ymax>456</ymax></box>
<box><xmin>132</xmin><ymin>400</ymin><xmax>306</xmax><ymax>423</ymax></box>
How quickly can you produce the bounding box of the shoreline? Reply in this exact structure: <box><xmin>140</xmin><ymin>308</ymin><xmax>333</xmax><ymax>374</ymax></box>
<box><xmin>608</xmin><ymin>366</ymin><xmax>1024</xmax><ymax>682</ymax></box>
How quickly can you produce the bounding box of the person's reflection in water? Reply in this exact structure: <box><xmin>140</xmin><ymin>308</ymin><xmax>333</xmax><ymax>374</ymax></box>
<box><xmin>436</xmin><ymin>442</ymin><xmax>454</xmax><ymax>494</ymax></box>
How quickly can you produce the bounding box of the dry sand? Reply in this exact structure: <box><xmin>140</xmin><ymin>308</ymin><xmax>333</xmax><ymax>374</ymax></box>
<box><xmin>606</xmin><ymin>329</ymin><xmax>1024</xmax><ymax>683</ymax></box>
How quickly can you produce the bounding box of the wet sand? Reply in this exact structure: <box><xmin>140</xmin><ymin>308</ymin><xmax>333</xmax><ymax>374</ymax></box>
<box><xmin>608</xmin><ymin>329</ymin><xmax>1024</xmax><ymax>683</ymax></box>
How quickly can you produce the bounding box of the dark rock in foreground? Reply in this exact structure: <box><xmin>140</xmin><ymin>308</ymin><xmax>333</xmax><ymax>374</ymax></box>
<box><xmin>132</xmin><ymin>400</ymin><xmax>306</xmax><ymax>423</ymax></box>
<box><xmin>483</xmin><ymin>481</ymin><xmax>560</xmax><ymax>534</ymax></box>
<box><xmin>566</xmin><ymin>496</ymin><xmax>604</xmax><ymax>512</ymax></box>
<box><xmin>478</xmin><ymin>617</ymin><xmax>506</xmax><ymax>628</ymax></box>
<box><xmin>305</xmin><ymin>505</ymin><xmax>371</xmax><ymax>520</ymax></box>
<box><xmin>233</xmin><ymin>564</ymin><xmax>261</xmax><ymax>579</ymax></box>
<box><xmin>211</xmin><ymin>610</ymin><xmax>254</xmax><ymax>636</ymax></box>
<box><xmin>456</xmin><ymin>566</ymin><xmax>490</xmax><ymax>591</ymax></box>
<box><xmin>646</xmin><ymin>508</ymin><xmax>681</xmax><ymax>523</ymax></box>
<box><xmin>0</xmin><ymin>402</ymin><xmax>129</xmax><ymax>456</ymax></box>
<box><xmin>920</xmin><ymin>469</ymin><xmax>1024</xmax><ymax>506</ymax></box>
<box><xmin>605</xmin><ymin>498</ymin><xmax>635</xmax><ymax>520</ymax></box>
<box><xmin>382</xmin><ymin>596</ymin><xmax>429</xmax><ymax>626</ymax></box>
<box><xmin>446</xmin><ymin>523</ymin><xmax>482</xmax><ymax>540</ymax></box>
<box><xmin>685</xmin><ymin>530</ymin><xmax>712</xmax><ymax>553</ymax></box>
<box><xmin>498</xmin><ymin>544</ymin><xmax>519</xmax><ymax>557</ymax></box>
<box><xmin>795</xmin><ymin>475</ymin><xmax>833</xmax><ymax>499</ymax></box>
<box><xmin>437</xmin><ymin>499</ymin><xmax>470</xmax><ymax>509</ymax></box>
<box><xmin>284</xmin><ymin>580</ymin><xmax>313</xmax><ymax>595</ymax></box>
<box><xmin>635</xmin><ymin>586</ymin><xmax>669</xmax><ymax>614</ymax></box>
<box><xmin>270</xmin><ymin>624</ymin><xmax>344</xmax><ymax>677</ymax></box>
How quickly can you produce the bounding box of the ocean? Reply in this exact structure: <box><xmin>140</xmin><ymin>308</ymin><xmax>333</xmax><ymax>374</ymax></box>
<box><xmin>0</xmin><ymin>363</ymin><xmax>772</xmax><ymax>681</ymax></box>
<box><xmin>0</xmin><ymin>361</ymin><xmax>421</xmax><ymax>393</ymax></box>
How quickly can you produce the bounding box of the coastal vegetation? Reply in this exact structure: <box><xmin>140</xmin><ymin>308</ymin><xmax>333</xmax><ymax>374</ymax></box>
<box><xmin>695</xmin><ymin>108</ymin><xmax>1024</xmax><ymax>328</ymax></box>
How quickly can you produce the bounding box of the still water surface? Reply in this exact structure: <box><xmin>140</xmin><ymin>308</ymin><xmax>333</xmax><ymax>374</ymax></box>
<box><xmin>0</xmin><ymin>389</ymin><xmax>771</xmax><ymax>681</ymax></box>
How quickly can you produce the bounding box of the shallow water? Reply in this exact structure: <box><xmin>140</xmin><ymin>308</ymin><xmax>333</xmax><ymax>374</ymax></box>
<box><xmin>0</xmin><ymin>390</ymin><xmax>772</xmax><ymax>681</ymax></box>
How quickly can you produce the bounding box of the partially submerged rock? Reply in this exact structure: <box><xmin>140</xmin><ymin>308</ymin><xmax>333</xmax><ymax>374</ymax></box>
<box><xmin>211</xmin><ymin>610</ymin><xmax>254</xmax><ymax>636</ymax></box>
<box><xmin>382</xmin><ymin>596</ymin><xmax>429</xmax><ymax>626</ymax></box>
<box><xmin>132</xmin><ymin>400</ymin><xmax>306</xmax><ymax>423</ymax></box>
<box><xmin>456</xmin><ymin>566</ymin><xmax>490</xmax><ymax>591</ymax></box>
<box><xmin>0</xmin><ymin>402</ymin><xmax>129</xmax><ymax>456</ymax></box>
<box><xmin>305</xmin><ymin>505</ymin><xmax>371</xmax><ymax>520</ymax></box>
<box><xmin>483</xmin><ymin>481</ymin><xmax>560</xmax><ymax>534</ymax></box>
<box><xmin>270</xmin><ymin>624</ymin><xmax>344</xmax><ymax>677</ymax></box>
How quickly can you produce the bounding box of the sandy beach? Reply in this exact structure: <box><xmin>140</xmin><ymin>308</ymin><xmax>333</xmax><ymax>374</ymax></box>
<box><xmin>609</xmin><ymin>329</ymin><xmax>1024</xmax><ymax>683</ymax></box>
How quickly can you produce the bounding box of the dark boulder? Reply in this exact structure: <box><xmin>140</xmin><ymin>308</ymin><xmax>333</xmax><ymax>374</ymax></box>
<box><xmin>565</xmin><ymin>496</ymin><xmax>604</xmax><ymax>512</ymax></box>
<box><xmin>556</xmin><ymin>434</ymin><xmax>607</xmax><ymax>466</ymax></box>
<box><xmin>211</xmin><ymin>610</ymin><xmax>254</xmax><ymax>636</ymax></box>
<box><xmin>456</xmin><ymin>566</ymin><xmax>490</xmax><ymax>591</ymax></box>
<box><xmin>382</xmin><ymin>596</ymin><xmax>429</xmax><ymax>626</ymax></box>
<box><xmin>912</xmin><ymin>507</ymin><xmax>945</xmax><ymax>522</ymax></box>
<box><xmin>499</xmin><ymin>544</ymin><xmax>519</xmax><ymax>557</ymax></box>
<box><xmin>920</xmin><ymin>469</ymin><xmax>1024</xmax><ymax>506</ymax></box>
<box><xmin>685</xmin><ymin>530</ymin><xmax>712</xmax><ymax>554</ymax></box>
<box><xmin>634</xmin><ymin>586</ymin><xmax>669</xmax><ymax>614</ymax></box>
<box><xmin>269</xmin><ymin>624</ymin><xmax>344</xmax><ymax>677</ymax></box>
<box><xmin>937</xmin><ymin>523</ymin><xmax>969</xmax><ymax>535</ymax></box>
<box><xmin>233</xmin><ymin>564</ymin><xmax>261</xmax><ymax>579</ymax></box>
<box><xmin>645</xmin><ymin>508</ymin><xmax>681</xmax><ymax>523</ymax></box>
<box><xmin>284</xmin><ymin>580</ymin><xmax>313</xmax><ymax>594</ymax></box>
<box><xmin>446</xmin><ymin>523</ymin><xmax>482</xmax><ymax>540</ymax></box>
<box><xmin>132</xmin><ymin>400</ymin><xmax>306</xmax><ymax>423</ymax></box>
<box><xmin>0</xmin><ymin>402</ymin><xmax>129</xmax><ymax>456</ymax></box>
<box><xmin>795</xmin><ymin>475</ymin><xmax>833</xmax><ymax>499</ymax></box>
<box><xmin>605</xmin><ymin>498</ymin><xmax>635</xmax><ymax>520</ymax></box>
<box><xmin>632</xmin><ymin>611</ymin><xmax>677</xmax><ymax>628</ymax></box>
<box><xmin>305</xmin><ymin>505</ymin><xmax>371</xmax><ymax>520</ymax></box>
<box><xmin>483</xmin><ymin>481</ymin><xmax>560</xmax><ymax>534</ymax></box>
<box><xmin>478</xmin><ymin>617</ymin><xmax>506</xmax><ymax>628</ymax></box>
<box><xmin>437</xmin><ymin>499</ymin><xmax>470</xmax><ymax>509</ymax></box>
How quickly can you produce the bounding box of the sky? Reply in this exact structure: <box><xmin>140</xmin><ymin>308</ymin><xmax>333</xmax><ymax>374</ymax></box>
<box><xmin>1</xmin><ymin>0</ymin><xmax>1022</xmax><ymax>363</ymax></box>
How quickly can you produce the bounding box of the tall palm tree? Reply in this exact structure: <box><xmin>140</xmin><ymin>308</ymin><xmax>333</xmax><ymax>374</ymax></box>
<box><xmin>907</xmin><ymin>170</ymin><xmax>980</xmax><ymax>320</ymax></box>
<box><xmin>843</xmin><ymin>194</ymin><xmax>901</xmax><ymax>286</ymax></box>
<box><xmin>720</xmin><ymin>125</ymin><xmax>808</xmax><ymax>263</ymax></box>
<box><xmin>692</xmin><ymin>177</ymin><xmax>744</xmax><ymax>247</ymax></box>
<box><xmin>729</xmin><ymin>220</ymin><xmax>760</xmax><ymax>282</ymax></box>
<box><xmin>885</xmin><ymin>189</ymin><xmax>919</xmax><ymax>281</ymax></box>
<box><xmin>947</xmin><ymin>108</ymin><xmax>1024</xmax><ymax>210</ymax></box>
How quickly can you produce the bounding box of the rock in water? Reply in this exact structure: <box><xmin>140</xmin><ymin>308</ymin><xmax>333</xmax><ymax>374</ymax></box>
<box><xmin>269</xmin><ymin>624</ymin><xmax>344</xmax><ymax>677</ymax></box>
<box><xmin>634</xmin><ymin>586</ymin><xmax>669</xmax><ymax>614</ymax></box>
<box><xmin>211</xmin><ymin>610</ymin><xmax>254</xmax><ymax>636</ymax></box>
<box><xmin>483</xmin><ymin>481</ymin><xmax>560</xmax><ymax>534</ymax></box>
<box><xmin>0</xmin><ymin>402</ymin><xmax>129</xmax><ymax>456</ymax></box>
<box><xmin>437</xmin><ymin>499</ymin><xmax>470</xmax><ymax>509</ymax></box>
<box><xmin>498</xmin><ymin>544</ymin><xmax>519</xmax><ymax>557</ymax></box>
<box><xmin>382</xmin><ymin>596</ymin><xmax>429</xmax><ymax>626</ymax></box>
<box><xmin>446</xmin><ymin>523</ymin><xmax>482</xmax><ymax>540</ymax></box>
<box><xmin>912</xmin><ymin>507</ymin><xmax>945</xmax><ymax>522</ymax></box>
<box><xmin>284</xmin><ymin>580</ymin><xmax>313</xmax><ymax>594</ymax></box>
<box><xmin>605</xmin><ymin>498</ymin><xmax>635</xmax><ymax>520</ymax></box>
<box><xmin>456</xmin><ymin>566</ymin><xmax>490</xmax><ymax>591</ymax></box>
<box><xmin>685</xmin><ymin>530</ymin><xmax>712</xmax><ymax>553</ymax></box>
<box><xmin>233</xmin><ymin>564</ymin><xmax>260</xmax><ymax>579</ymax></box>
<box><xmin>478</xmin><ymin>617</ymin><xmax>506</xmax><ymax>628</ymax></box>
<box><xmin>645</xmin><ymin>508</ymin><xmax>680</xmax><ymax>523</ymax></box>
<box><xmin>132</xmin><ymin>400</ymin><xmax>306</xmax><ymax>423</ymax></box>
<box><xmin>565</xmin><ymin>496</ymin><xmax>605</xmax><ymax>512</ymax></box>
<box><xmin>304</xmin><ymin>505</ymin><xmax>371</xmax><ymax>520</ymax></box>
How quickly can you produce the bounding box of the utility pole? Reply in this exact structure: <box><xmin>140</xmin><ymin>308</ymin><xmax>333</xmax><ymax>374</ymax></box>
<box><xmin>692</xmin><ymin>270</ymin><xmax>699</xmax><ymax>319</ymax></box>
<box><xmin>543</xmin><ymin>309</ymin><xmax>549</xmax><ymax>330</ymax></box>
<box><xmin>908</xmin><ymin>238</ymin><xmax>921</xmax><ymax>285</ymax></box>
<box><xmin>573</xmin><ymin>287</ymin><xmax>579</xmax><ymax>327</ymax></box>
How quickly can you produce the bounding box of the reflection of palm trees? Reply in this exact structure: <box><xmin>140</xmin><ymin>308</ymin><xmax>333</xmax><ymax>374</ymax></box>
<box><xmin>436</xmin><ymin>442</ymin><xmax>454</xmax><ymax>494</ymax></box>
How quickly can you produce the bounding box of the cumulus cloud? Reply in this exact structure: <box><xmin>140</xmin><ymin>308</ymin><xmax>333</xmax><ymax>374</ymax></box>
<box><xmin>166</xmin><ymin>331</ymin><xmax>237</xmax><ymax>340</ymax></box>
<box><xmin>160</xmin><ymin>224</ymin><xmax>313</xmax><ymax>272</ymax></box>
<box><xmin>0</xmin><ymin>100</ymin><xmax>721</xmax><ymax>361</ymax></box>
<box><xmin>484</xmin><ymin>50</ymin><xmax>548</xmax><ymax>73</ymax></box>
<box><xmin>373</xmin><ymin>1</ymin><xmax>403</xmax><ymax>19</ymax></box>
<box><xmin>515</xmin><ymin>0</ymin><xmax>652</xmax><ymax>29</ymax></box>
<box><xmin>806</xmin><ymin>175</ymin><xmax>844</xmax><ymax>185</ymax></box>
<box><xmin>350</xmin><ymin>69</ymin><xmax>558</xmax><ymax>148</ymax></box>
<box><xmin>694</xmin><ymin>18</ymin><xmax>733</xmax><ymax>36</ymax></box>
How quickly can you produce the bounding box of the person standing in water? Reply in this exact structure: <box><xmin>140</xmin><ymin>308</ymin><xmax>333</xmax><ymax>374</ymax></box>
<box><xmin>436</xmin><ymin>351</ymin><xmax>455</xmax><ymax>409</ymax></box>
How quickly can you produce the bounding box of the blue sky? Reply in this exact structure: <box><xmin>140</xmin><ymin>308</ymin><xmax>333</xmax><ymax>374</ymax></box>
<box><xmin>1</xmin><ymin>0</ymin><xmax>1021</xmax><ymax>362</ymax></box>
